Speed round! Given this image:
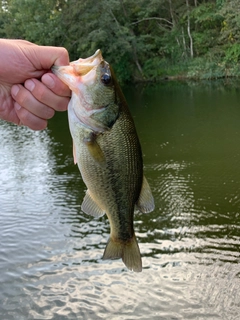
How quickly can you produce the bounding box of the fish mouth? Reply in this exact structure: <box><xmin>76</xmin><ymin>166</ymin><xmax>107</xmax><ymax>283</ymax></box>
<box><xmin>70</xmin><ymin>49</ymin><xmax>103</xmax><ymax>75</ymax></box>
<box><xmin>51</xmin><ymin>49</ymin><xmax>103</xmax><ymax>90</ymax></box>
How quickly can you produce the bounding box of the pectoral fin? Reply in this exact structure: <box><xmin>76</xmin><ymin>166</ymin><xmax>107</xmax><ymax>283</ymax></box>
<box><xmin>84</xmin><ymin>135</ymin><xmax>105</xmax><ymax>166</ymax></box>
<box><xmin>136</xmin><ymin>176</ymin><xmax>155</xmax><ymax>213</ymax></box>
<box><xmin>81</xmin><ymin>190</ymin><xmax>105</xmax><ymax>218</ymax></box>
<box><xmin>73</xmin><ymin>140</ymin><xmax>77</xmax><ymax>164</ymax></box>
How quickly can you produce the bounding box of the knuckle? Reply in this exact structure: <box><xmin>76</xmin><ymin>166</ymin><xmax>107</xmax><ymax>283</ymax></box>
<box><xmin>18</xmin><ymin>108</ymin><xmax>30</xmax><ymax>124</ymax></box>
<box><xmin>35</xmin><ymin>85</ymin><xmax>46</xmax><ymax>102</ymax></box>
<box><xmin>58</xmin><ymin>47</ymin><xmax>69</xmax><ymax>60</ymax></box>
<box><xmin>61</xmin><ymin>47</ymin><xmax>69</xmax><ymax>57</ymax></box>
<box><xmin>17</xmin><ymin>90</ymin><xmax>30</xmax><ymax>107</ymax></box>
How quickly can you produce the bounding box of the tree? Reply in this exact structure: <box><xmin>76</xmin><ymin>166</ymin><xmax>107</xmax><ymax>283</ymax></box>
<box><xmin>1</xmin><ymin>0</ymin><xmax>240</xmax><ymax>81</ymax></box>
<box><xmin>2</xmin><ymin>0</ymin><xmax>64</xmax><ymax>45</ymax></box>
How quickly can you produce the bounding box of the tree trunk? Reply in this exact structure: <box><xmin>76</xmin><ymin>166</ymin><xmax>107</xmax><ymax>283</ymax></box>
<box><xmin>119</xmin><ymin>0</ymin><xmax>144</xmax><ymax>78</ymax></box>
<box><xmin>168</xmin><ymin>0</ymin><xmax>176</xmax><ymax>27</ymax></box>
<box><xmin>186</xmin><ymin>0</ymin><xmax>194</xmax><ymax>58</ymax></box>
<box><xmin>182</xmin><ymin>27</ymin><xmax>187</xmax><ymax>58</ymax></box>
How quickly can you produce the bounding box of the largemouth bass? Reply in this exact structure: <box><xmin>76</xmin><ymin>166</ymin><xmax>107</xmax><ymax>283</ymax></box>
<box><xmin>52</xmin><ymin>50</ymin><xmax>154</xmax><ymax>272</ymax></box>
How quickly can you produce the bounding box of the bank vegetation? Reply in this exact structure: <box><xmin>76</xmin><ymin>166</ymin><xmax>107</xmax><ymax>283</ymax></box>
<box><xmin>1</xmin><ymin>0</ymin><xmax>240</xmax><ymax>83</ymax></box>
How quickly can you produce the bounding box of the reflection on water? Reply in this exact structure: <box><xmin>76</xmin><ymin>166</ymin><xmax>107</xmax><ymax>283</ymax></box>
<box><xmin>0</xmin><ymin>81</ymin><xmax>240</xmax><ymax>319</ymax></box>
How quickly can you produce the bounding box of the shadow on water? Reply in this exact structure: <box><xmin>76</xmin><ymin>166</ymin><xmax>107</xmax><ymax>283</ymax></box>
<box><xmin>0</xmin><ymin>80</ymin><xmax>240</xmax><ymax>319</ymax></box>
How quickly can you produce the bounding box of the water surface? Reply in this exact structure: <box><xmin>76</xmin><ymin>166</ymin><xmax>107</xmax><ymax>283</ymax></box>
<box><xmin>0</xmin><ymin>80</ymin><xmax>240</xmax><ymax>319</ymax></box>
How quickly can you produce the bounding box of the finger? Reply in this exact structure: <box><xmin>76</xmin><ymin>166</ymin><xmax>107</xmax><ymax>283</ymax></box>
<box><xmin>41</xmin><ymin>73</ymin><xmax>71</xmax><ymax>98</ymax></box>
<box><xmin>11</xmin><ymin>84</ymin><xmax>55</xmax><ymax>119</ymax></box>
<box><xmin>31</xmin><ymin>46</ymin><xmax>70</xmax><ymax>69</ymax></box>
<box><xmin>0</xmin><ymin>94</ymin><xmax>20</xmax><ymax>125</ymax></box>
<box><xmin>25</xmin><ymin>78</ymin><xmax>69</xmax><ymax>112</ymax></box>
<box><xmin>14</xmin><ymin>102</ymin><xmax>48</xmax><ymax>131</ymax></box>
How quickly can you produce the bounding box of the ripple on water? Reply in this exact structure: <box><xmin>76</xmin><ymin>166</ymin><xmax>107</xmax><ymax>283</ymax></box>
<box><xmin>1</xmin><ymin>109</ymin><xmax>240</xmax><ymax>320</ymax></box>
<box><xmin>2</xmin><ymin>251</ymin><xmax>238</xmax><ymax>320</ymax></box>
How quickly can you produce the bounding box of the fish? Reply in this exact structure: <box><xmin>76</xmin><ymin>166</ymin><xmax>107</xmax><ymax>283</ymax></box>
<box><xmin>52</xmin><ymin>50</ymin><xmax>154</xmax><ymax>272</ymax></box>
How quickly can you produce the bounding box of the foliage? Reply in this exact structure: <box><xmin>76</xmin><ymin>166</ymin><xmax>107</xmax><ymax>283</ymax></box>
<box><xmin>1</xmin><ymin>0</ymin><xmax>240</xmax><ymax>82</ymax></box>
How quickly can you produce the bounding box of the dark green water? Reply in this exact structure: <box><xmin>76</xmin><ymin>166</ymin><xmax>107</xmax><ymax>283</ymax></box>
<box><xmin>0</xmin><ymin>81</ymin><xmax>239</xmax><ymax>319</ymax></box>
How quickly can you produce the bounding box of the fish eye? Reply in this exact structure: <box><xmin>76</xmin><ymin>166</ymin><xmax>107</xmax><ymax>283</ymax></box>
<box><xmin>101</xmin><ymin>73</ymin><xmax>112</xmax><ymax>85</ymax></box>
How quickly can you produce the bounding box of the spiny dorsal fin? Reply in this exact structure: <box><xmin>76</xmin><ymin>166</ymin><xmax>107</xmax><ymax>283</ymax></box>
<box><xmin>136</xmin><ymin>176</ymin><xmax>155</xmax><ymax>213</ymax></box>
<box><xmin>81</xmin><ymin>190</ymin><xmax>105</xmax><ymax>218</ymax></box>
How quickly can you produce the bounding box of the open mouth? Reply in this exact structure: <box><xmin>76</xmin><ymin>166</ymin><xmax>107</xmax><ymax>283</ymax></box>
<box><xmin>70</xmin><ymin>49</ymin><xmax>103</xmax><ymax>75</ymax></box>
<box><xmin>51</xmin><ymin>49</ymin><xmax>103</xmax><ymax>90</ymax></box>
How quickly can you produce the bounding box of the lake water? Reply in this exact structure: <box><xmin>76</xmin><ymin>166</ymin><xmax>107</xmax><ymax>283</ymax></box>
<box><xmin>0</xmin><ymin>80</ymin><xmax>240</xmax><ymax>320</ymax></box>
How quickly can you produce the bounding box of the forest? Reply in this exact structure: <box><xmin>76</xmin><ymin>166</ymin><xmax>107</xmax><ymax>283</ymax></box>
<box><xmin>1</xmin><ymin>0</ymin><xmax>240</xmax><ymax>83</ymax></box>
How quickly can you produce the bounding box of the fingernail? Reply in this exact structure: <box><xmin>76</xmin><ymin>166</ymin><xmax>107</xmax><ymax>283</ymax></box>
<box><xmin>11</xmin><ymin>85</ymin><xmax>20</xmax><ymax>97</ymax></box>
<box><xmin>25</xmin><ymin>80</ymin><xmax>35</xmax><ymax>92</ymax></box>
<box><xmin>42</xmin><ymin>74</ymin><xmax>55</xmax><ymax>88</ymax></box>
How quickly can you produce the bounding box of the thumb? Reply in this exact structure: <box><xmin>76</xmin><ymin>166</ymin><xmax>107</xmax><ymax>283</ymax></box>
<box><xmin>30</xmin><ymin>45</ymin><xmax>70</xmax><ymax>69</ymax></box>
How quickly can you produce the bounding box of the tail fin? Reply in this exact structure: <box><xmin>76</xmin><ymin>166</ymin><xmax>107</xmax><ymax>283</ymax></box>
<box><xmin>102</xmin><ymin>234</ymin><xmax>142</xmax><ymax>272</ymax></box>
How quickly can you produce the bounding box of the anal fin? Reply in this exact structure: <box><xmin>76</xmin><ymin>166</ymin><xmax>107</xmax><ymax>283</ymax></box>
<box><xmin>136</xmin><ymin>176</ymin><xmax>155</xmax><ymax>213</ymax></box>
<box><xmin>81</xmin><ymin>190</ymin><xmax>105</xmax><ymax>218</ymax></box>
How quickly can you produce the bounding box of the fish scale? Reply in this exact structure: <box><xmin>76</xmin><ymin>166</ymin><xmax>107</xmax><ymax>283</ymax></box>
<box><xmin>79</xmin><ymin>109</ymin><xmax>142</xmax><ymax>240</ymax></box>
<box><xmin>52</xmin><ymin>49</ymin><xmax>154</xmax><ymax>272</ymax></box>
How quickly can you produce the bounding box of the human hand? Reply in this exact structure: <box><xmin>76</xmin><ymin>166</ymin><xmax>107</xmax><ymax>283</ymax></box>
<box><xmin>0</xmin><ymin>39</ymin><xmax>71</xmax><ymax>130</ymax></box>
